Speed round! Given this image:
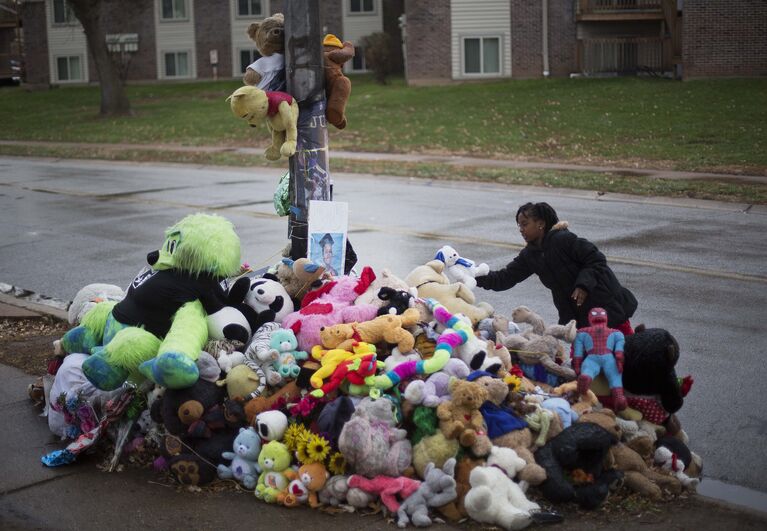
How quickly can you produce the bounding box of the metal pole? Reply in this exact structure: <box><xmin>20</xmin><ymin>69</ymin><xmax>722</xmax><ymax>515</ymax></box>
<box><xmin>284</xmin><ymin>0</ymin><xmax>329</xmax><ymax>262</ymax></box>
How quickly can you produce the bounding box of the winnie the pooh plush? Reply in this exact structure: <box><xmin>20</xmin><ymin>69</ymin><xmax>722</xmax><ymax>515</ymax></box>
<box><xmin>244</xmin><ymin>13</ymin><xmax>286</xmax><ymax>91</ymax></box>
<box><xmin>228</xmin><ymin>85</ymin><xmax>298</xmax><ymax>160</ymax></box>
<box><xmin>322</xmin><ymin>34</ymin><xmax>354</xmax><ymax>129</ymax></box>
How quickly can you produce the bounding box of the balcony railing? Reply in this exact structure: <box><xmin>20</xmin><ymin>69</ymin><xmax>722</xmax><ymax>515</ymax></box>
<box><xmin>579</xmin><ymin>0</ymin><xmax>662</xmax><ymax>13</ymax></box>
<box><xmin>579</xmin><ymin>36</ymin><xmax>666</xmax><ymax>75</ymax></box>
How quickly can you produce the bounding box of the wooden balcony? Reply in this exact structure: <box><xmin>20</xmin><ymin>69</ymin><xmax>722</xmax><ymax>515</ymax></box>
<box><xmin>578</xmin><ymin>36</ymin><xmax>669</xmax><ymax>75</ymax></box>
<box><xmin>577</xmin><ymin>0</ymin><xmax>665</xmax><ymax>21</ymax></box>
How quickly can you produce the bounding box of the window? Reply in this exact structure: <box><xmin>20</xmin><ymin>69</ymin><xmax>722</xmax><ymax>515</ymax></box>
<box><xmin>463</xmin><ymin>37</ymin><xmax>500</xmax><ymax>75</ymax></box>
<box><xmin>164</xmin><ymin>51</ymin><xmax>190</xmax><ymax>77</ymax></box>
<box><xmin>351</xmin><ymin>46</ymin><xmax>366</xmax><ymax>71</ymax></box>
<box><xmin>237</xmin><ymin>0</ymin><xmax>263</xmax><ymax>17</ymax></box>
<box><xmin>161</xmin><ymin>0</ymin><xmax>187</xmax><ymax>20</ymax></box>
<box><xmin>56</xmin><ymin>55</ymin><xmax>82</xmax><ymax>81</ymax></box>
<box><xmin>240</xmin><ymin>49</ymin><xmax>261</xmax><ymax>73</ymax></box>
<box><xmin>52</xmin><ymin>0</ymin><xmax>77</xmax><ymax>24</ymax></box>
<box><xmin>349</xmin><ymin>0</ymin><xmax>375</xmax><ymax>14</ymax></box>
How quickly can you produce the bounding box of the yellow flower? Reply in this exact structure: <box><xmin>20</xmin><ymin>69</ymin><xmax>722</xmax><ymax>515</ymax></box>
<box><xmin>504</xmin><ymin>374</ymin><xmax>522</xmax><ymax>393</ymax></box>
<box><xmin>295</xmin><ymin>439</ymin><xmax>312</xmax><ymax>464</ymax></box>
<box><xmin>306</xmin><ymin>435</ymin><xmax>331</xmax><ymax>463</ymax></box>
<box><xmin>283</xmin><ymin>423</ymin><xmax>302</xmax><ymax>451</ymax></box>
<box><xmin>327</xmin><ymin>452</ymin><xmax>346</xmax><ymax>475</ymax></box>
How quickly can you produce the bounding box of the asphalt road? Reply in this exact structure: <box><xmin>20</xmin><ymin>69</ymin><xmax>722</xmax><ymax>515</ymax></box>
<box><xmin>1</xmin><ymin>156</ymin><xmax>766</xmax><ymax>494</ymax></box>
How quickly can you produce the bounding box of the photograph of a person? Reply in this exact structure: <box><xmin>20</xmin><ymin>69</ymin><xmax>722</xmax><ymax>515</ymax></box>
<box><xmin>310</xmin><ymin>232</ymin><xmax>343</xmax><ymax>276</ymax></box>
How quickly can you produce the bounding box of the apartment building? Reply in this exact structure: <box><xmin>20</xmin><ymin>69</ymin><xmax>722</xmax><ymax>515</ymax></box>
<box><xmin>19</xmin><ymin>0</ymin><xmax>401</xmax><ymax>85</ymax></box>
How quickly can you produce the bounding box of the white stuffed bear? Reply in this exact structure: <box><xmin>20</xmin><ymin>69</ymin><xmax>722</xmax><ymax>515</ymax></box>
<box><xmin>67</xmin><ymin>283</ymin><xmax>125</xmax><ymax>325</ymax></box>
<box><xmin>241</xmin><ymin>276</ymin><xmax>294</xmax><ymax>324</ymax></box>
<box><xmin>464</xmin><ymin>447</ymin><xmax>540</xmax><ymax>531</ymax></box>
<box><xmin>434</xmin><ymin>245</ymin><xmax>489</xmax><ymax>290</ymax></box>
<box><xmin>216</xmin><ymin>349</ymin><xmax>246</xmax><ymax>373</ymax></box>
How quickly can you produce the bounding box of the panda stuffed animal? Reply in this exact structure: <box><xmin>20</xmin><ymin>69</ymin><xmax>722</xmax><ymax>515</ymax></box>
<box><xmin>228</xmin><ymin>274</ymin><xmax>294</xmax><ymax>331</ymax></box>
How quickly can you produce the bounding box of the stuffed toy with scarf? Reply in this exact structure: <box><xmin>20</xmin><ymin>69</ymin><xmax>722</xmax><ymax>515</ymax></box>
<box><xmin>434</xmin><ymin>245</ymin><xmax>489</xmax><ymax>290</ymax></box>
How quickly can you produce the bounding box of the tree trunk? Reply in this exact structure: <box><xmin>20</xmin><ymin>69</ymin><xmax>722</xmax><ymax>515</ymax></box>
<box><xmin>68</xmin><ymin>0</ymin><xmax>131</xmax><ymax>116</ymax></box>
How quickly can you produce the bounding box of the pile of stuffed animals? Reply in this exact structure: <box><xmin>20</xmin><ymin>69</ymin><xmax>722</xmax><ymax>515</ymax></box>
<box><xmin>36</xmin><ymin>209</ymin><xmax>702</xmax><ymax>530</ymax></box>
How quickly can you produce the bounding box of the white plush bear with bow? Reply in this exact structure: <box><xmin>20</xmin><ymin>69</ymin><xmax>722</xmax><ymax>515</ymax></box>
<box><xmin>434</xmin><ymin>245</ymin><xmax>489</xmax><ymax>289</ymax></box>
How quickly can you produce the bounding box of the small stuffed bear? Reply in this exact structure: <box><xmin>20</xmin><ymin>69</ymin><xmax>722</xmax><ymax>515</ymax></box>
<box><xmin>269</xmin><ymin>329</ymin><xmax>308</xmax><ymax>381</ymax></box>
<box><xmin>228</xmin><ymin>275</ymin><xmax>294</xmax><ymax>330</ymax></box>
<box><xmin>217</xmin><ymin>426</ymin><xmax>261</xmax><ymax>489</ymax></box>
<box><xmin>322</xmin><ymin>34</ymin><xmax>354</xmax><ymax>129</ymax></box>
<box><xmin>436</xmin><ymin>378</ymin><xmax>492</xmax><ymax>456</ymax></box>
<box><xmin>273</xmin><ymin>257</ymin><xmax>326</xmax><ymax>306</ymax></box>
<box><xmin>244</xmin><ymin>13</ymin><xmax>286</xmax><ymax>91</ymax></box>
<box><xmin>283</xmin><ymin>462</ymin><xmax>330</xmax><ymax>508</ymax></box>
<box><xmin>227</xmin><ymin>85</ymin><xmax>299</xmax><ymax>161</ymax></box>
<box><xmin>434</xmin><ymin>245</ymin><xmax>489</xmax><ymax>289</ymax></box>
<box><xmin>255</xmin><ymin>441</ymin><xmax>296</xmax><ymax>503</ymax></box>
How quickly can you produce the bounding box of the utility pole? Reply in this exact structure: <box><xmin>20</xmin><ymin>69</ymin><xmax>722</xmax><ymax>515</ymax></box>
<box><xmin>284</xmin><ymin>0</ymin><xmax>329</xmax><ymax>262</ymax></box>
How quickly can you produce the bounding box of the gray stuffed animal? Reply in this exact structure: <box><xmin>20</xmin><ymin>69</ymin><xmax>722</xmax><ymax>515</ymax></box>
<box><xmin>397</xmin><ymin>458</ymin><xmax>458</xmax><ymax>528</ymax></box>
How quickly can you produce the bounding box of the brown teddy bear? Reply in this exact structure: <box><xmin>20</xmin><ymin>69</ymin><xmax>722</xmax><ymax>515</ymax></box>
<box><xmin>436</xmin><ymin>378</ymin><xmax>491</xmax><ymax>457</ymax></box>
<box><xmin>244</xmin><ymin>13</ymin><xmax>286</xmax><ymax>91</ymax></box>
<box><xmin>322</xmin><ymin>34</ymin><xmax>354</xmax><ymax>129</ymax></box>
<box><xmin>578</xmin><ymin>409</ymin><xmax>682</xmax><ymax>499</ymax></box>
<box><xmin>319</xmin><ymin>308</ymin><xmax>420</xmax><ymax>352</ymax></box>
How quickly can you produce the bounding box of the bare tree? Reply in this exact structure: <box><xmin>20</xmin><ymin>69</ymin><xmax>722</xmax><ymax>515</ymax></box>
<box><xmin>66</xmin><ymin>0</ymin><xmax>131</xmax><ymax>116</ymax></box>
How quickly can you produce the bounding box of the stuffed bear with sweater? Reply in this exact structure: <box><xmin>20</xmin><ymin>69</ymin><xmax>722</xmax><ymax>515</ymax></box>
<box><xmin>244</xmin><ymin>13</ymin><xmax>285</xmax><ymax>91</ymax></box>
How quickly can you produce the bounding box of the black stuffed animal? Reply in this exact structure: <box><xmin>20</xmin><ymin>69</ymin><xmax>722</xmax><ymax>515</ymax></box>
<box><xmin>535</xmin><ymin>423</ymin><xmax>623</xmax><ymax>510</ymax></box>
<box><xmin>227</xmin><ymin>273</ymin><xmax>295</xmax><ymax>332</ymax></box>
<box><xmin>377</xmin><ymin>287</ymin><xmax>416</xmax><ymax>316</ymax></box>
<box><xmin>150</xmin><ymin>379</ymin><xmax>244</xmax><ymax>486</ymax></box>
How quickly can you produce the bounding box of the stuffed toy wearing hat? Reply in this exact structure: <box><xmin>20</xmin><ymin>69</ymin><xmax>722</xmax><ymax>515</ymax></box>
<box><xmin>61</xmin><ymin>213</ymin><xmax>249</xmax><ymax>391</ymax></box>
<box><xmin>322</xmin><ymin>34</ymin><xmax>354</xmax><ymax>129</ymax></box>
<box><xmin>434</xmin><ymin>245</ymin><xmax>489</xmax><ymax>290</ymax></box>
<box><xmin>227</xmin><ymin>85</ymin><xmax>298</xmax><ymax>161</ymax></box>
<box><xmin>243</xmin><ymin>13</ymin><xmax>285</xmax><ymax>91</ymax></box>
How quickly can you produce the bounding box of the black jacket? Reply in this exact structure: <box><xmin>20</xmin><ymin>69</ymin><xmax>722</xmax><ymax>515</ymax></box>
<box><xmin>476</xmin><ymin>225</ymin><xmax>637</xmax><ymax>328</ymax></box>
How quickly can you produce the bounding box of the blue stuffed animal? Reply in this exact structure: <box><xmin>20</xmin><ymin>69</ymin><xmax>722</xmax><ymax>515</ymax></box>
<box><xmin>217</xmin><ymin>426</ymin><xmax>261</xmax><ymax>489</ymax></box>
<box><xmin>269</xmin><ymin>329</ymin><xmax>308</xmax><ymax>380</ymax></box>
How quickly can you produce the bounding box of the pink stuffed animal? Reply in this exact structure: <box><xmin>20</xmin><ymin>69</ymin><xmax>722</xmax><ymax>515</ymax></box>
<box><xmin>347</xmin><ymin>474</ymin><xmax>421</xmax><ymax>513</ymax></box>
<box><xmin>281</xmin><ymin>267</ymin><xmax>379</xmax><ymax>352</ymax></box>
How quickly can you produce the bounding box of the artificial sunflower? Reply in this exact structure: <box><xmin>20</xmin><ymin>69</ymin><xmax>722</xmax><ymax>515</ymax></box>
<box><xmin>306</xmin><ymin>434</ymin><xmax>331</xmax><ymax>463</ymax></box>
<box><xmin>504</xmin><ymin>373</ymin><xmax>522</xmax><ymax>393</ymax></box>
<box><xmin>327</xmin><ymin>452</ymin><xmax>346</xmax><ymax>475</ymax></box>
<box><xmin>283</xmin><ymin>423</ymin><xmax>303</xmax><ymax>451</ymax></box>
<box><xmin>295</xmin><ymin>439</ymin><xmax>312</xmax><ymax>463</ymax></box>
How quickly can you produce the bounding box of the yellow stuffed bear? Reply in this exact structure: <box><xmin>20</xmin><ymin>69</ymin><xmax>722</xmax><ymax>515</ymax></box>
<box><xmin>319</xmin><ymin>308</ymin><xmax>420</xmax><ymax>353</ymax></box>
<box><xmin>227</xmin><ymin>85</ymin><xmax>298</xmax><ymax>160</ymax></box>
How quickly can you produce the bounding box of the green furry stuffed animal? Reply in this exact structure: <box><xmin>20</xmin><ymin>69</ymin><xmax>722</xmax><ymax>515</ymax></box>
<box><xmin>62</xmin><ymin>213</ymin><xmax>248</xmax><ymax>390</ymax></box>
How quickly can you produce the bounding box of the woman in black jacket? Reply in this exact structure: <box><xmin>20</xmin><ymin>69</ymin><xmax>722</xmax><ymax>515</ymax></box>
<box><xmin>476</xmin><ymin>202</ymin><xmax>637</xmax><ymax>334</ymax></box>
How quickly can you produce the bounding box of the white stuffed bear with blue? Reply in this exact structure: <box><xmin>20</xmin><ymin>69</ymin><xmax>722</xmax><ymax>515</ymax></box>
<box><xmin>217</xmin><ymin>426</ymin><xmax>262</xmax><ymax>489</ymax></box>
<box><xmin>434</xmin><ymin>245</ymin><xmax>489</xmax><ymax>290</ymax></box>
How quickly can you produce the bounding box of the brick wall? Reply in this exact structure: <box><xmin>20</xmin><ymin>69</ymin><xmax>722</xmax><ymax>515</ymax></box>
<box><xmin>20</xmin><ymin>0</ymin><xmax>49</xmax><ymax>85</ymax></box>
<box><xmin>194</xmin><ymin>0</ymin><xmax>231</xmax><ymax>79</ymax></box>
<box><xmin>510</xmin><ymin>0</ymin><xmax>542</xmax><ymax>78</ymax></box>
<box><xmin>403</xmin><ymin>0</ymin><xmax>450</xmax><ymax>84</ymax></box>
<box><xmin>683</xmin><ymin>0</ymin><xmax>767</xmax><ymax>78</ymax></box>
<box><xmin>547</xmin><ymin>0</ymin><xmax>576</xmax><ymax>77</ymax></box>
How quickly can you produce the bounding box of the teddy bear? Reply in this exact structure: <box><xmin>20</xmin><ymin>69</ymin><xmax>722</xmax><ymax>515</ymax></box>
<box><xmin>217</xmin><ymin>426</ymin><xmax>261</xmax><ymax>489</ymax></box>
<box><xmin>255</xmin><ymin>440</ymin><xmax>297</xmax><ymax>503</ymax></box>
<box><xmin>498</xmin><ymin>330</ymin><xmax>575</xmax><ymax>387</ymax></box>
<box><xmin>272</xmin><ymin>257</ymin><xmax>326</xmax><ymax>306</ymax></box>
<box><xmin>322</xmin><ymin>34</ymin><xmax>354</xmax><ymax>129</ymax></box>
<box><xmin>436</xmin><ymin>378</ymin><xmax>492</xmax><ymax>457</ymax></box>
<box><xmin>281</xmin><ymin>267</ymin><xmax>379</xmax><ymax>352</ymax></box>
<box><xmin>405</xmin><ymin>260</ymin><xmax>493</xmax><ymax>325</ymax></box>
<box><xmin>243</xmin><ymin>13</ymin><xmax>286</xmax><ymax>91</ymax></box>
<box><xmin>227</xmin><ymin>275</ymin><xmax>294</xmax><ymax>330</ymax></box>
<box><xmin>61</xmin><ymin>213</ymin><xmax>249</xmax><ymax>391</ymax></box>
<box><xmin>397</xmin><ymin>458</ymin><xmax>458</xmax><ymax>528</ymax></box>
<box><xmin>338</xmin><ymin>397</ymin><xmax>412</xmax><ymax>478</ymax></box>
<box><xmin>577</xmin><ymin>409</ymin><xmax>682</xmax><ymax>499</ymax></box>
<box><xmin>319</xmin><ymin>308</ymin><xmax>420</xmax><ymax>353</ymax></box>
<box><xmin>433</xmin><ymin>245</ymin><xmax>489</xmax><ymax>290</ymax></box>
<box><xmin>268</xmin><ymin>328</ymin><xmax>308</xmax><ymax>380</ymax></box>
<box><xmin>512</xmin><ymin>305</ymin><xmax>577</xmax><ymax>342</ymax></box>
<box><xmin>283</xmin><ymin>462</ymin><xmax>329</xmax><ymax>508</ymax></box>
<box><xmin>464</xmin><ymin>447</ymin><xmax>541</xmax><ymax>531</ymax></box>
<box><xmin>404</xmin><ymin>358</ymin><xmax>470</xmax><ymax>407</ymax></box>
<box><xmin>534</xmin><ymin>423</ymin><xmax>623</xmax><ymax>510</ymax></box>
<box><xmin>243</xmin><ymin>380</ymin><xmax>301</xmax><ymax>425</ymax></box>
<box><xmin>227</xmin><ymin>85</ymin><xmax>299</xmax><ymax>161</ymax></box>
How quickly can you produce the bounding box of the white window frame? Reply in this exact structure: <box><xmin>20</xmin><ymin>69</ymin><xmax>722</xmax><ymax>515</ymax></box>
<box><xmin>348</xmin><ymin>0</ymin><xmax>376</xmax><ymax>16</ymax></box>
<box><xmin>162</xmin><ymin>50</ymin><xmax>192</xmax><ymax>78</ymax></box>
<box><xmin>235</xmin><ymin>0</ymin><xmax>266</xmax><ymax>19</ymax></box>
<box><xmin>159</xmin><ymin>0</ymin><xmax>189</xmax><ymax>22</ymax></box>
<box><xmin>54</xmin><ymin>54</ymin><xmax>84</xmax><ymax>83</ymax></box>
<box><xmin>238</xmin><ymin>47</ymin><xmax>261</xmax><ymax>74</ymax></box>
<box><xmin>461</xmin><ymin>35</ymin><xmax>502</xmax><ymax>77</ymax></box>
<box><xmin>51</xmin><ymin>0</ymin><xmax>78</xmax><ymax>25</ymax></box>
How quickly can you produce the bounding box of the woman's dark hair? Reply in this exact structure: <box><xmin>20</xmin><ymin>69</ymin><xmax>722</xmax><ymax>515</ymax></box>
<box><xmin>319</xmin><ymin>233</ymin><xmax>334</xmax><ymax>247</ymax></box>
<box><xmin>516</xmin><ymin>202</ymin><xmax>559</xmax><ymax>232</ymax></box>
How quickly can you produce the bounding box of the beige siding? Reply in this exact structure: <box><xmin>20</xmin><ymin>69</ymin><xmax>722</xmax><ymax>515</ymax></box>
<box><xmin>154</xmin><ymin>0</ymin><xmax>196</xmax><ymax>79</ymax></box>
<box><xmin>341</xmin><ymin>0</ymin><xmax>383</xmax><ymax>72</ymax></box>
<box><xmin>450</xmin><ymin>0</ymin><xmax>511</xmax><ymax>79</ymax></box>
<box><xmin>46</xmin><ymin>0</ymin><xmax>89</xmax><ymax>83</ymax></box>
<box><xmin>230</xmin><ymin>0</ymin><xmax>271</xmax><ymax>77</ymax></box>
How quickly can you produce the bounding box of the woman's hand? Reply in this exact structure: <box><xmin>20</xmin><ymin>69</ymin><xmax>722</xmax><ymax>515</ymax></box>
<box><xmin>571</xmin><ymin>287</ymin><xmax>588</xmax><ymax>306</ymax></box>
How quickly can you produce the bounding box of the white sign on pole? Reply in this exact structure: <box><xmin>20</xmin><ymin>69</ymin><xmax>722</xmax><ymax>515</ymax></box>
<box><xmin>307</xmin><ymin>200</ymin><xmax>348</xmax><ymax>277</ymax></box>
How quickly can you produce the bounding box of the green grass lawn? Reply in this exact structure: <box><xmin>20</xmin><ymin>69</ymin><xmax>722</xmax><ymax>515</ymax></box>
<box><xmin>1</xmin><ymin>76</ymin><xmax>766</xmax><ymax>173</ymax></box>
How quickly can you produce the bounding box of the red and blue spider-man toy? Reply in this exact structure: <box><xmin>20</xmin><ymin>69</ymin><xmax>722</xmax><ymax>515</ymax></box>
<box><xmin>572</xmin><ymin>307</ymin><xmax>627</xmax><ymax>411</ymax></box>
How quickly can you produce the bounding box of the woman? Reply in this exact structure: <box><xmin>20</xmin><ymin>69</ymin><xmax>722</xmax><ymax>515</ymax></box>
<box><xmin>319</xmin><ymin>233</ymin><xmax>339</xmax><ymax>276</ymax></box>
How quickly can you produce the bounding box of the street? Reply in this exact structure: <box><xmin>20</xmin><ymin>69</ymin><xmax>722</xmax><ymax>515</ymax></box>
<box><xmin>1</xmin><ymin>156</ymin><xmax>766</xmax><ymax>494</ymax></box>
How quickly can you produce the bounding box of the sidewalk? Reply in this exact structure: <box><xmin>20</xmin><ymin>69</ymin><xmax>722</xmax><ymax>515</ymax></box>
<box><xmin>2</xmin><ymin>139</ymin><xmax>766</xmax><ymax>185</ymax></box>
